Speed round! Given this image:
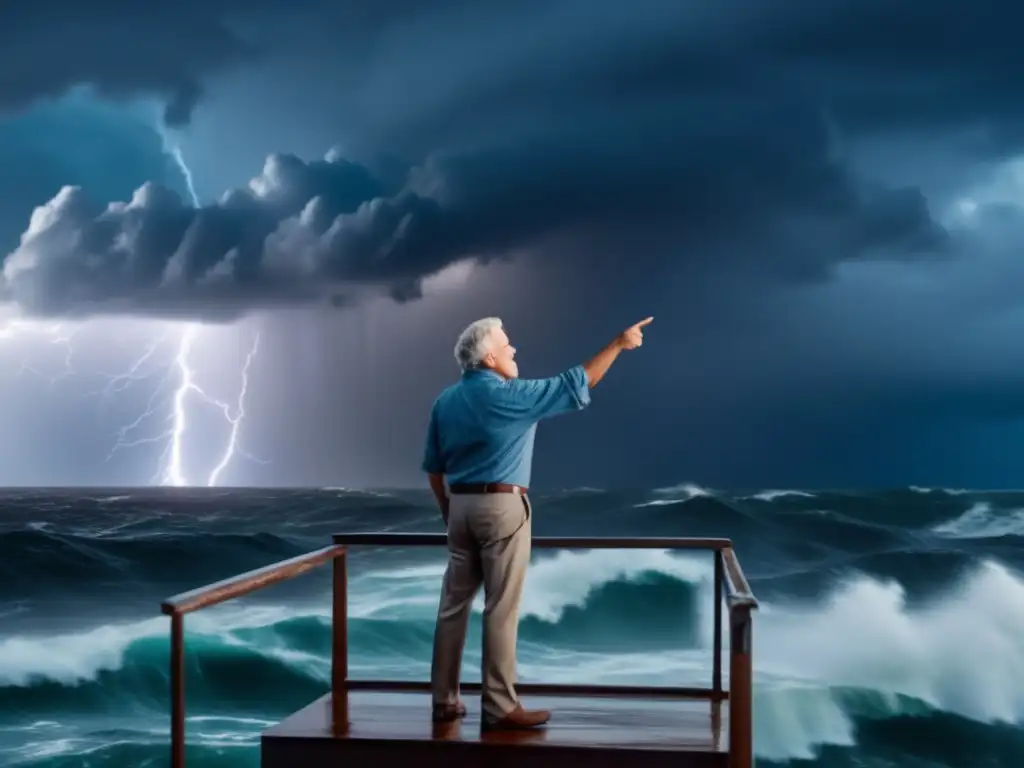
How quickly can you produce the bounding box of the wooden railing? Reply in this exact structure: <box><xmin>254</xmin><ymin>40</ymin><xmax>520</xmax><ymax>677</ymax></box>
<box><xmin>161</xmin><ymin>534</ymin><xmax>758</xmax><ymax>768</ymax></box>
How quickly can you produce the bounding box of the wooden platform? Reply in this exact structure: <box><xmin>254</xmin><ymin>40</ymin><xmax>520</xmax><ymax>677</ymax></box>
<box><xmin>163</xmin><ymin>535</ymin><xmax>757</xmax><ymax>768</ymax></box>
<box><xmin>261</xmin><ymin>690</ymin><xmax>729</xmax><ymax>768</ymax></box>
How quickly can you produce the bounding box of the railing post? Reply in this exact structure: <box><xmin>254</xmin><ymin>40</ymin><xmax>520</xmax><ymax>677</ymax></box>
<box><xmin>331</xmin><ymin>550</ymin><xmax>349</xmax><ymax>732</ymax></box>
<box><xmin>728</xmin><ymin>605</ymin><xmax>753</xmax><ymax>768</ymax></box>
<box><xmin>712</xmin><ymin>550</ymin><xmax>723</xmax><ymax>699</ymax></box>
<box><xmin>170</xmin><ymin>612</ymin><xmax>185</xmax><ymax>768</ymax></box>
<box><xmin>161</xmin><ymin>545</ymin><xmax>347</xmax><ymax>764</ymax></box>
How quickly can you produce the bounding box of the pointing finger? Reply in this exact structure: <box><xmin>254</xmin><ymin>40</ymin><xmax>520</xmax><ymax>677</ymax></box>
<box><xmin>635</xmin><ymin>316</ymin><xmax>654</xmax><ymax>328</ymax></box>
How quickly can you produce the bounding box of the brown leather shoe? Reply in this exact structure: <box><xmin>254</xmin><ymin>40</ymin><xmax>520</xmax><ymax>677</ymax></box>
<box><xmin>481</xmin><ymin>704</ymin><xmax>551</xmax><ymax>731</ymax></box>
<box><xmin>432</xmin><ymin>700</ymin><xmax>468</xmax><ymax>723</ymax></box>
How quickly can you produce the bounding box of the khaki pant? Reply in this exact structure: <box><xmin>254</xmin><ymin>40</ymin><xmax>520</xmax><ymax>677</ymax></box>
<box><xmin>430</xmin><ymin>491</ymin><xmax>532</xmax><ymax>720</ymax></box>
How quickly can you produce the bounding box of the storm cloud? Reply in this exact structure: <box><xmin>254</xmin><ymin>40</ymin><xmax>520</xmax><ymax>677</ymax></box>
<box><xmin>2</xmin><ymin>132</ymin><xmax>950</xmax><ymax>320</ymax></box>
<box><xmin>0</xmin><ymin>1</ymin><xmax>508</xmax><ymax>127</ymax></box>
<box><xmin>1</xmin><ymin>0</ymin><xmax>985</xmax><ymax>320</ymax></box>
<box><xmin>4</xmin><ymin>0</ymin><xmax>1024</xmax><ymax>486</ymax></box>
<box><xmin>0</xmin><ymin>4</ymin><xmax>259</xmax><ymax>127</ymax></box>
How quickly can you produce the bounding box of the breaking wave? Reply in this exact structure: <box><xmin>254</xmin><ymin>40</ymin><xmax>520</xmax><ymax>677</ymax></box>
<box><xmin>3</xmin><ymin>486</ymin><xmax>1024</xmax><ymax>767</ymax></box>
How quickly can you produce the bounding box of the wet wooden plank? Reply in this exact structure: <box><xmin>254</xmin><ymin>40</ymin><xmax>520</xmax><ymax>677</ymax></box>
<box><xmin>262</xmin><ymin>691</ymin><xmax>728</xmax><ymax>768</ymax></box>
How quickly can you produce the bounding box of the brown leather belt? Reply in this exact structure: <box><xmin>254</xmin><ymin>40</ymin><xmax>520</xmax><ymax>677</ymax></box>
<box><xmin>449</xmin><ymin>482</ymin><xmax>527</xmax><ymax>495</ymax></box>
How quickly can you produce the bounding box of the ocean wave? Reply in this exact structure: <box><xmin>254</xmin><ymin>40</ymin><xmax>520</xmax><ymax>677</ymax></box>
<box><xmin>6</xmin><ymin>487</ymin><xmax>1018</xmax><ymax>599</ymax></box>
<box><xmin>3</xmin><ymin>545</ymin><xmax>1022</xmax><ymax>759</ymax></box>
<box><xmin>2</xmin><ymin>723</ymin><xmax>266</xmax><ymax>768</ymax></box>
<box><xmin>751</xmin><ymin>489</ymin><xmax>966</xmax><ymax>525</ymax></box>
<box><xmin>0</xmin><ymin>529</ymin><xmax>308</xmax><ymax>599</ymax></box>
<box><xmin>369</xmin><ymin>549</ymin><xmax>1024</xmax><ymax>756</ymax></box>
<box><xmin>909</xmin><ymin>486</ymin><xmax>972</xmax><ymax>495</ymax></box>
<box><xmin>765</xmin><ymin>509</ymin><xmax>906</xmax><ymax>555</ymax></box>
<box><xmin>758</xmin><ymin>559</ymin><xmax>1024</xmax><ymax>728</ymax></box>
<box><xmin>627</xmin><ymin>495</ymin><xmax>766</xmax><ymax>542</ymax></box>
<box><xmin>0</xmin><ymin>549</ymin><xmax>710</xmax><ymax>691</ymax></box>
<box><xmin>933</xmin><ymin>501</ymin><xmax>1024</xmax><ymax>540</ymax></box>
<box><xmin>740</xmin><ymin>490</ymin><xmax>817</xmax><ymax>502</ymax></box>
<box><xmin>7</xmin><ymin>700</ymin><xmax>1021</xmax><ymax>768</ymax></box>
<box><xmin>750</xmin><ymin>548</ymin><xmax>981</xmax><ymax>603</ymax></box>
<box><xmin>754</xmin><ymin>685</ymin><xmax>1024</xmax><ymax>764</ymax></box>
<box><xmin>642</xmin><ymin>482</ymin><xmax>715</xmax><ymax>504</ymax></box>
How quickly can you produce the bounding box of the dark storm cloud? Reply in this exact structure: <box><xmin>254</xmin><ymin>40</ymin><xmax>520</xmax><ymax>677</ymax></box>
<box><xmin>5</xmin><ymin>0</ymin><xmax>1024</xmax><ymax>487</ymax></box>
<box><xmin>4</xmin><ymin>0</ymin><xmax>1024</xmax><ymax>322</ymax></box>
<box><xmin>0</xmin><ymin>97</ymin><xmax>184</xmax><ymax>256</ymax></box>
<box><xmin>5</xmin><ymin>0</ymin><xmax>1018</xmax><ymax>139</ymax></box>
<box><xmin>756</xmin><ymin>0</ymin><xmax>1024</xmax><ymax>133</ymax></box>
<box><xmin>0</xmin><ymin>4</ymin><xmax>260</xmax><ymax>127</ymax></box>
<box><xmin>0</xmin><ymin>5</ymin><xmax>951</xmax><ymax>318</ymax></box>
<box><xmin>0</xmin><ymin>129</ymin><xmax>947</xmax><ymax>320</ymax></box>
<box><xmin>0</xmin><ymin>1</ymin><xmax>476</xmax><ymax>126</ymax></box>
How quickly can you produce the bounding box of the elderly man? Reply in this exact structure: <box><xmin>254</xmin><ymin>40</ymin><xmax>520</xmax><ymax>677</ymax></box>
<box><xmin>422</xmin><ymin>315</ymin><xmax>652</xmax><ymax>730</ymax></box>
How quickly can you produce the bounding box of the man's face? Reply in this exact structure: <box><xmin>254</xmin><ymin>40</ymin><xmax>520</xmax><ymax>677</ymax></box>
<box><xmin>485</xmin><ymin>327</ymin><xmax>519</xmax><ymax>379</ymax></box>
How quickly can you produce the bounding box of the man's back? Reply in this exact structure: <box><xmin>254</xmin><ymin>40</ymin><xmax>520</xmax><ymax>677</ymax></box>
<box><xmin>422</xmin><ymin>366</ymin><xmax>590</xmax><ymax>488</ymax></box>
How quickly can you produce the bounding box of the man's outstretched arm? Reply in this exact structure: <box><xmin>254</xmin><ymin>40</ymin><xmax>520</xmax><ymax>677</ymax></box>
<box><xmin>582</xmin><ymin>316</ymin><xmax>653</xmax><ymax>388</ymax></box>
<box><xmin>496</xmin><ymin>316</ymin><xmax>655</xmax><ymax>424</ymax></box>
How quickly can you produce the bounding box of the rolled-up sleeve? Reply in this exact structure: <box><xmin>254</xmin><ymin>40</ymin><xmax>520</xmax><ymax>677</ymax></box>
<box><xmin>499</xmin><ymin>365</ymin><xmax>591</xmax><ymax>422</ymax></box>
<box><xmin>421</xmin><ymin>405</ymin><xmax>445</xmax><ymax>474</ymax></box>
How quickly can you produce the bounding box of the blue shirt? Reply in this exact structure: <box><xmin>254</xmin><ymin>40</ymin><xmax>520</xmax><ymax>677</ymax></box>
<box><xmin>421</xmin><ymin>365</ymin><xmax>591</xmax><ymax>487</ymax></box>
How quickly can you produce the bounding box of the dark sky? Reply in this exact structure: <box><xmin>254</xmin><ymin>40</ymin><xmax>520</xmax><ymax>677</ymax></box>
<box><xmin>1</xmin><ymin>0</ymin><xmax>1023</xmax><ymax>489</ymax></box>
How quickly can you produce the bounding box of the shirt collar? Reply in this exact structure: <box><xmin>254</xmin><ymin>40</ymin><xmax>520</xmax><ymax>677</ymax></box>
<box><xmin>462</xmin><ymin>367</ymin><xmax>503</xmax><ymax>381</ymax></box>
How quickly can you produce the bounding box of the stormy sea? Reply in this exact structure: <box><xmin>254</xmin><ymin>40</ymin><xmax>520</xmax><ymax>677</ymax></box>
<box><xmin>1</xmin><ymin>485</ymin><xmax>1022</xmax><ymax>768</ymax></box>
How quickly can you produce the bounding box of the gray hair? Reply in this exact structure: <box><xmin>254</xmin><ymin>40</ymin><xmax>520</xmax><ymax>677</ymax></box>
<box><xmin>454</xmin><ymin>317</ymin><xmax>503</xmax><ymax>371</ymax></box>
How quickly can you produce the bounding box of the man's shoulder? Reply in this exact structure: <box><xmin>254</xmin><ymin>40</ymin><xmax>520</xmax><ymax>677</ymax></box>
<box><xmin>432</xmin><ymin>380</ymin><xmax>467</xmax><ymax>411</ymax></box>
<box><xmin>433</xmin><ymin>375</ymin><xmax>507</xmax><ymax>414</ymax></box>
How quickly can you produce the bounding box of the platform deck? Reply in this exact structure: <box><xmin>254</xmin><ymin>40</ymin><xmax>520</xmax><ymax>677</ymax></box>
<box><xmin>261</xmin><ymin>690</ymin><xmax>729</xmax><ymax>768</ymax></box>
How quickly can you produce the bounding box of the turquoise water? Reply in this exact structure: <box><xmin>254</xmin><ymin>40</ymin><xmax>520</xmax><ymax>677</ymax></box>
<box><xmin>2</xmin><ymin>486</ymin><xmax>1022</xmax><ymax>767</ymax></box>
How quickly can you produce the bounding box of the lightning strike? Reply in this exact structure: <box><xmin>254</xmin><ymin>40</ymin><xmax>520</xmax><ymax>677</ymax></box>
<box><xmin>159</xmin><ymin>126</ymin><xmax>201</xmax><ymax>209</ymax></box>
<box><xmin>206</xmin><ymin>330</ymin><xmax>262</xmax><ymax>486</ymax></box>
<box><xmin>0</xmin><ymin>318</ymin><xmax>82</xmax><ymax>386</ymax></box>
<box><xmin>0</xmin><ymin>125</ymin><xmax>266</xmax><ymax>487</ymax></box>
<box><xmin>152</xmin><ymin>126</ymin><xmax>265</xmax><ymax>487</ymax></box>
<box><xmin>145</xmin><ymin>325</ymin><xmax>264</xmax><ymax>487</ymax></box>
<box><xmin>164</xmin><ymin>326</ymin><xmax>199</xmax><ymax>487</ymax></box>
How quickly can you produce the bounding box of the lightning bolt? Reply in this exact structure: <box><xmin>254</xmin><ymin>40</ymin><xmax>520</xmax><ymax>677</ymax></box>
<box><xmin>152</xmin><ymin>126</ymin><xmax>264</xmax><ymax>487</ymax></box>
<box><xmin>155</xmin><ymin>323</ymin><xmax>263</xmax><ymax>487</ymax></box>
<box><xmin>0</xmin><ymin>319</ymin><xmax>82</xmax><ymax>385</ymax></box>
<box><xmin>0</xmin><ymin>124</ymin><xmax>266</xmax><ymax>487</ymax></box>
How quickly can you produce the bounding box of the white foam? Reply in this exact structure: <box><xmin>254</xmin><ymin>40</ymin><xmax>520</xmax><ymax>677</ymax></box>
<box><xmin>355</xmin><ymin>549</ymin><xmax>711</xmax><ymax>624</ymax></box>
<box><xmin>750</xmin><ymin>682</ymin><xmax>858</xmax><ymax>760</ymax></box>
<box><xmin>756</xmin><ymin>559</ymin><xmax>1024</xmax><ymax>727</ymax></box>
<box><xmin>518</xmin><ymin>549</ymin><xmax>708</xmax><ymax>622</ymax></box>
<box><xmin>520</xmin><ymin>647</ymin><xmax>707</xmax><ymax>685</ymax></box>
<box><xmin>933</xmin><ymin>501</ymin><xmax>1024</xmax><ymax>539</ymax></box>
<box><xmin>2</xmin><ymin>729</ymin><xmax>260</xmax><ymax>765</ymax></box>
<box><xmin>741</xmin><ymin>489</ymin><xmax>817</xmax><ymax>502</ymax></box>
<box><xmin>187</xmin><ymin>715</ymin><xmax>276</xmax><ymax>727</ymax></box>
<box><xmin>675</xmin><ymin>556</ymin><xmax>1024</xmax><ymax>759</ymax></box>
<box><xmin>0</xmin><ymin>604</ymin><xmax>314</xmax><ymax>687</ymax></box>
<box><xmin>0</xmin><ymin>549</ymin><xmax>708</xmax><ymax>687</ymax></box>
<box><xmin>910</xmin><ymin>486</ymin><xmax>971</xmax><ymax>495</ymax></box>
<box><xmin>636</xmin><ymin>483</ymin><xmax>714</xmax><ymax>506</ymax></box>
<box><xmin>3</xmin><ymin>548</ymin><xmax>1022</xmax><ymax>763</ymax></box>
